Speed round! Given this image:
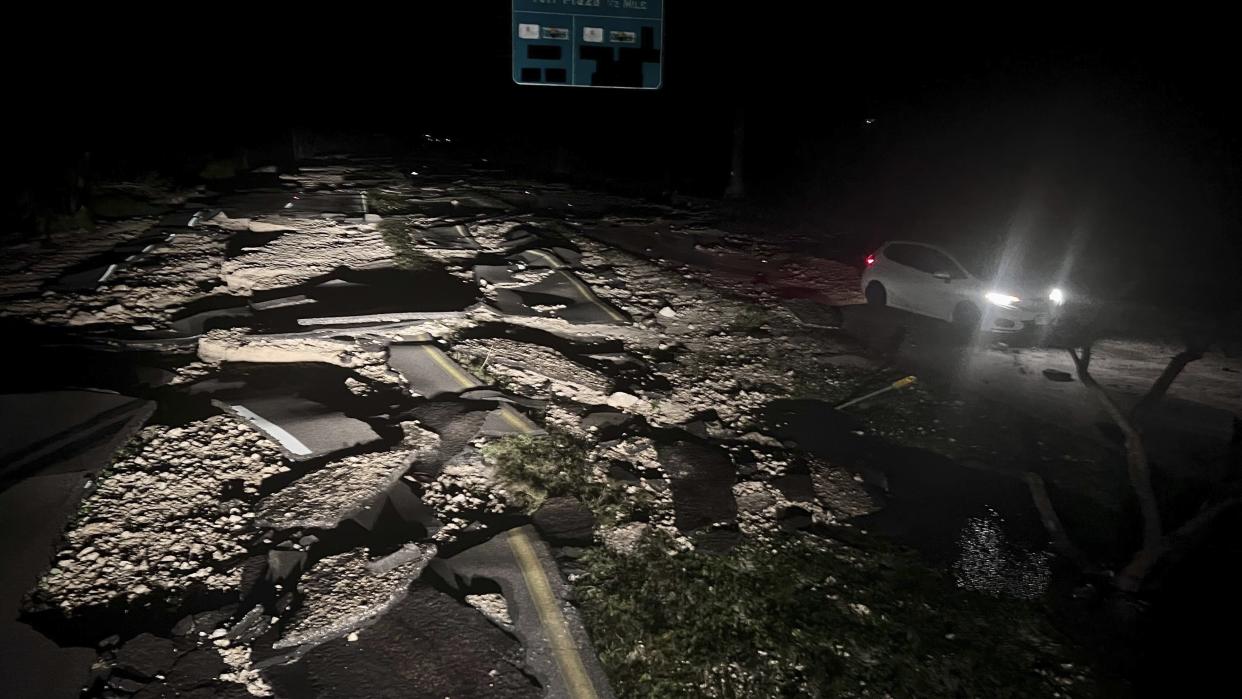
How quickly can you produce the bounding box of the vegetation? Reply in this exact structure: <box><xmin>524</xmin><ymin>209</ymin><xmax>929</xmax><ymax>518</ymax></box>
<box><xmin>367</xmin><ymin>189</ymin><xmax>414</xmax><ymax>215</ymax></box>
<box><xmin>576</xmin><ymin>533</ymin><xmax>1093</xmax><ymax>698</ymax></box>
<box><xmin>726</xmin><ymin>302</ymin><xmax>770</xmax><ymax>333</ymax></box>
<box><xmin>378</xmin><ymin>218</ymin><xmax>440</xmax><ymax>271</ymax></box>
<box><xmin>482</xmin><ymin>433</ymin><xmax>653</xmax><ymax>523</ymax></box>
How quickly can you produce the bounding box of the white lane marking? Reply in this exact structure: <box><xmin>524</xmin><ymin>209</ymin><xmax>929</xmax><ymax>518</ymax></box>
<box><xmin>97</xmin><ymin>264</ymin><xmax>118</xmax><ymax>283</ymax></box>
<box><xmin>229</xmin><ymin>405</ymin><xmax>313</xmax><ymax>456</ymax></box>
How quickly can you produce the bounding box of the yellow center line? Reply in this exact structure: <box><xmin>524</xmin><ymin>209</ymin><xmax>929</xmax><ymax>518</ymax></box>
<box><xmin>554</xmin><ymin>269</ymin><xmax>626</xmax><ymax>323</ymax></box>
<box><xmin>420</xmin><ymin>344</ymin><xmax>482</xmax><ymax>390</ymax></box>
<box><xmin>527</xmin><ymin>248</ymin><xmax>566</xmax><ymax>269</ymax></box>
<box><xmin>420</xmin><ymin>344</ymin><xmax>532</xmax><ymax>433</ymax></box>
<box><xmin>422</xmin><ymin>343</ymin><xmax>592</xmax><ymax>694</ymax></box>
<box><xmin>498</xmin><ymin>403</ymin><xmax>536</xmax><ymax>433</ymax></box>
<box><xmin>507</xmin><ymin>528</ymin><xmax>599</xmax><ymax>699</ymax></box>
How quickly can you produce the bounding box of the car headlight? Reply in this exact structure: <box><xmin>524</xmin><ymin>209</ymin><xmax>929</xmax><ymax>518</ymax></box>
<box><xmin>985</xmin><ymin>291</ymin><xmax>1020</xmax><ymax>307</ymax></box>
<box><xmin>1049</xmin><ymin>288</ymin><xmax>1065</xmax><ymax>305</ymax></box>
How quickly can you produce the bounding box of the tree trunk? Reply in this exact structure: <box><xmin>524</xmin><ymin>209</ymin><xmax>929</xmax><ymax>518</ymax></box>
<box><xmin>1068</xmin><ymin>348</ymin><xmax>1163</xmax><ymax>558</ymax></box>
<box><xmin>1131</xmin><ymin>347</ymin><xmax>1206</xmax><ymax>421</ymax></box>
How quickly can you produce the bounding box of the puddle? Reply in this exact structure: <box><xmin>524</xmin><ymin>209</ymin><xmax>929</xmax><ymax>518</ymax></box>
<box><xmin>761</xmin><ymin>398</ymin><xmax>1047</xmax><ymax>566</ymax></box>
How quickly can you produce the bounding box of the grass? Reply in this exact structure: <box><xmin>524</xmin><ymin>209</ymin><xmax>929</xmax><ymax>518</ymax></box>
<box><xmin>727</xmin><ymin>303</ymin><xmax>770</xmax><ymax>333</ymax></box>
<box><xmin>367</xmin><ymin>189</ymin><xmax>414</xmax><ymax>215</ymax></box>
<box><xmin>576</xmin><ymin>533</ymin><xmax>1094</xmax><ymax>698</ymax></box>
<box><xmin>482</xmin><ymin>433</ymin><xmax>652</xmax><ymax>523</ymax></box>
<box><xmin>378</xmin><ymin>218</ymin><xmax>442</xmax><ymax>271</ymax></box>
<box><xmin>453</xmin><ymin>351</ymin><xmax>504</xmax><ymax>387</ymax></box>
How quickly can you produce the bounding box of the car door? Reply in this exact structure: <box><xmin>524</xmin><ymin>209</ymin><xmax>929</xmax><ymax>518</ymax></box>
<box><xmin>878</xmin><ymin>244</ymin><xmax>930</xmax><ymax>313</ymax></box>
<box><xmin>918</xmin><ymin>246</ymin><xmax>972</xmax><ymax>321</ymax></box>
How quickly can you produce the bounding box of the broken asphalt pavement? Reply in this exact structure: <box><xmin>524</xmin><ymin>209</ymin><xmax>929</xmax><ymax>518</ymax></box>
<box><xmin>3</xmin><ymin>151</ymin><xmax>1234</xmax><ymax>699</ymax></box>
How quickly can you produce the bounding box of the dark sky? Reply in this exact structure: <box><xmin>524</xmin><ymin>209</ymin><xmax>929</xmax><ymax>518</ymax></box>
<box><xmin>10</xmin><ymin>7</ymin><xmax>1240</xmax><ymax>302</ymax></box>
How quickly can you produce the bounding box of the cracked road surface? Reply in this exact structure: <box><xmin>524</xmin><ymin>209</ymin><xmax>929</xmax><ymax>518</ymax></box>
<box><xmin>4</xmin><ymin>150</ymin><xmax>1224</xmax><ymax>699</ymax></box>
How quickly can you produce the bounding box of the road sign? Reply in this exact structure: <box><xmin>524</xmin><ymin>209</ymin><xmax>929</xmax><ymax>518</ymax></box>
<box><xmin>512</xmin><ymin>0</ymin><xmax>663</xmax><ymax>89</ymax></box>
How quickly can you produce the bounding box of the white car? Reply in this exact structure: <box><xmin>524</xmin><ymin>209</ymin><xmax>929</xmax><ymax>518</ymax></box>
<box><xmin>860</xmin><ymin>240</ymin><xmax>1067</xmax><ymax>333</ymax></box>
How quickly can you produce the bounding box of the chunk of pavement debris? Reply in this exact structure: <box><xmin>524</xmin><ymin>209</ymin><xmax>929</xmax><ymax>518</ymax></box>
<box><xmin>266</xmin><ymin>548</ymin><xmax>307</xmax><ymax>583</ymax></box>
<box><xmin>257</xmin><ymin>424</ymin><xmax>439</xmax><ymax>530</ymax></box>
<box><xmin>1042</xmin><ymin>368</ymin><xmax>1074</xmax><ymax>382</ymax></box>
<box><xmin>275</xmin><ymin>544</ymin><xmax>437</xmax><ymax>650</ymax></box>
<box><xmin>606</xmin><ymin>391</ymin><xmax>641</xmax><ymax>410</ymax></box>
<box><xmin>658</xmin><ymin>306</ymin><xmax>677</xmax><ymax>318</ymax></box>
<box><xmin>532</xmin><ymin>496</ymin><xmax>596</xmax><ymax>546</ymax></box>
<box><xmin>738</xmin><ymin>431</ymin><xmax>785</xmax><ymax>448</ymax></box>
<box><xmin>114</xmin><ymin>632</ymin><xmax>179</xmax><ymax>680</ymax></box>
<box><xmin>465</xmin><ymin>593</ymin><xmax>513</xmax><ymax>630</ymax></box>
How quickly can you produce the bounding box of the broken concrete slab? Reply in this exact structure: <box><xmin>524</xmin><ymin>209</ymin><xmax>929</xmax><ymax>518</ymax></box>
<box><xmin>274</xmin><ymin>544</ymin><xmax>436</xmax><ymax>650</ymax></box>
<box><xmin>474</xmin><ymin>264</ymin><xmax>517</xmax><ymax>286</ymax></box>
<box><xmin>167</xmin><ymin>306</ymin><xmax>254</xmax><ymax>337</ymax></box>
<box><xmin>475</xmin><ymin>260</ymin><xmax>627</xmax><ymax>324</ymax></box>
<box><xmin>507</xmin><ymin>270</ymin><xmax>628</xmax><ymax>324</ymax></box>
<box><xmin>438</xmin><ymin>527</ymin><xmax>615</xmax><ymax>699</ymax></box>
<box><xmin>256</xmin><ymin>424</ymin><xmax>439</xmax><ymax>530</ymax></box>
<box><xmin>388</xmin><ymin>340</ymin><xmax>482</xmax><ymax>399</ymax></box>
<box><xmin>215</xmin><ymin>395</ymin><xmax>382</xmax><ymax>461</ymax></box>
<box><xmin>509</xmin><ymin>247</ymin><xmax>580</xmax><ymax>269</ymax></box>
<box><xmin>411</xmin><ymin>223</ymin><xmax>479</xmax><ymax>249</ymax></box>
<box><xmin>581</xmin><ymin>409</ymin><xmax>634</xmax><ymax>440</ymax></box>
<box><xmin>265</xmin><ymin>579</ymin><xmax>538</xmax><ymax>699</ymax></box>
<box><xmin>296</xmin><ymin>310</ymin><xmax>468</xmax><ymax>327</ymax></box>
<box><xmin>114</xmin><ymin>632</ymin><xmax>178</xmax><ymax>680</ymax></box>
<box><xmin>26</xmin><ymin>416</ymin><xmax>287</xmax><ymax>618</ymax></box>
<box><xmin>47</xmin><ymin>232</ymin><xmax>173</xmax><ymax>291</ymax></box>
<box><xmin>480</xmin><ymin>405</ymin><xmax>546</xmax><ymax>437</ymax></box>
<box><xmin>216</xmin><ymin>192</ymin><xmax>368</xmax><ymax>218</ymax></box>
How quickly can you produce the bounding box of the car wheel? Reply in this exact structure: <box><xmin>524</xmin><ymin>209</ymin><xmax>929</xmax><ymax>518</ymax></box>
<box><xmin>952</xmin><ymin>302</ymin><xmax>981</xmax><ymax>330</ymax></box>
<box><xmin>865</xmin><ymin>281</ymin><xmax>887</xmax><ymax>306</ymax></box>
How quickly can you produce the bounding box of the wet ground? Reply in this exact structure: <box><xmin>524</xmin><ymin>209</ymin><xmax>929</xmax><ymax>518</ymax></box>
<box><xmin>1</xmin><ymin>150</ymin><xmax>1237</xmax><ymax>698</ymax></box>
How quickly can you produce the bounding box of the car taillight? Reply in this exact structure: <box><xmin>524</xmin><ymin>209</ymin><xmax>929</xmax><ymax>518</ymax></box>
<box><xmin>865</xmin><ymin>252</ymin><xmax>876</xmax><ymax>266</ymax></box>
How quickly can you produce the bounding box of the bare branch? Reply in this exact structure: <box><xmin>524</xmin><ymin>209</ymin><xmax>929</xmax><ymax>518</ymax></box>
<box><xmin>1066</xmin><ymin>347</ymin><xmax>1164</xmax><ymax>556</ymax></box>
<box><xmin>1132</xmin><ymin>347</ymin><xmax>1206</xmax><ymax>422</ymax></box>
<box><xmin>1024</xmin><ymin>472</ymin><xmax>1092</xmax><ymax>570</ymax></box>
<box><xmin>1117</xmin><ymin>496</ymin><xmax>1242</xmax><ymax>592</ymax></box>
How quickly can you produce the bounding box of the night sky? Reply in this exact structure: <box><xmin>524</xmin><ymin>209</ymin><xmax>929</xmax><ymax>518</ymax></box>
<box><xmin>10</xmin><ymin>7</ymin><xmax>1239</xmax><ymax>305</ymax></box>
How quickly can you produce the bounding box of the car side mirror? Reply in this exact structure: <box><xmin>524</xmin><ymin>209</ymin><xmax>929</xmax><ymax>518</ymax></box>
<box><xmin>933</xmin><ymin>271</ymin><xmax>952</xmax><ymax>282</ymax></box>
